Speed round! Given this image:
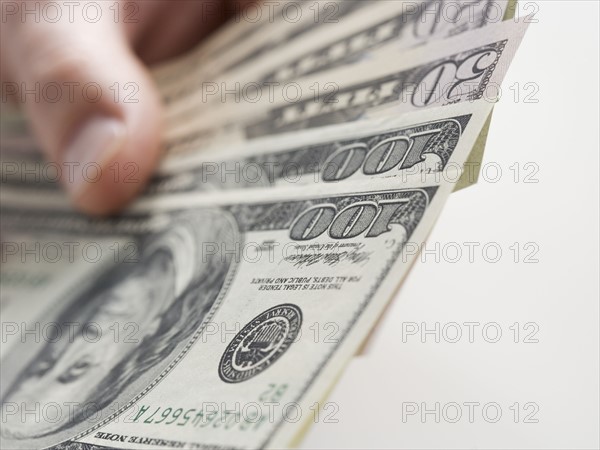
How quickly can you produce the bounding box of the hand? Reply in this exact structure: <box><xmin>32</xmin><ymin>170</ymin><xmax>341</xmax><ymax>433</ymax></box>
<box><xmin>1</xmin><ymin>0</ymin><xmax>252</xmax><ymax>215</ymax></box>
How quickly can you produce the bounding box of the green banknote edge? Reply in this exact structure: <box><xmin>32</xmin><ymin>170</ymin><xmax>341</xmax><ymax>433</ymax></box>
<box><xmin>453</xmin><ymin>108</ymin><xmax>494</xmax><ymax>192</ymax></box>
<box><xmin>505</xmin><ymin>0</ymin><xmax>519</xmax><ymax>21</ymax></box>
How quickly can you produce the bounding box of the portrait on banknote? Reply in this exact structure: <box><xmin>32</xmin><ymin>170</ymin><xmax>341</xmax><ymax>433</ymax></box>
<box><xmin>0</xmin><ymin>210</ymin><xmax>237</xmax><ymax>447</ymax></box>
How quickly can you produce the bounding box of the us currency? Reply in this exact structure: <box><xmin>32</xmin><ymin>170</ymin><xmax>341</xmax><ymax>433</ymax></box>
<box><xmin>0</xmin><ymin>94</ymin><xmax>484</xmax><ymax>447</ymax></box>
<box><xmin>151</xmin><ymin>0</ymin><xmax>302</xmax><ymax>84</ymax></box>
<box><xmin>0</xmin><ymin>3</ymin><xmax>515</xmax><ymax>192</ymax></box>
<box><xmin>163</xmin><ymin>17</ymin><xmax>529</xmax><ymax>158</ymax></box>
<box><xmin>154</xmin><ymin>0</ymin><xmax>518</xmax><ymax>91</ymax></box>
<box><xmin>0</xmin><ymin>101</ymin><xmax>492</xmax><ymax>200</ymax></box>
<box><xmin>162</xmin><ymin>0</ymin><xmax>509</xmax><ymax>112</ymax></box>
<box><xmin>153</xmin><ymin>0</ymin><xmax>369</xmax><ymax>92</ymax></box>
<box><xmin>156</xmin><ymin>0</ymin><xmax>506</xmax><ymax>190</ymax></box>
<box><xmin>151</xmin><ymin>101</ymin><xmax>494</xmax><ymax>199</ymax></box>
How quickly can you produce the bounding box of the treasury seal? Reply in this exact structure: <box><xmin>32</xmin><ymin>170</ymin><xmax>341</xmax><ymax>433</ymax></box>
<box><xmin>219</xmin><ymin>304</ymin><xmax>303</xmax><ymax>383</ymax></box>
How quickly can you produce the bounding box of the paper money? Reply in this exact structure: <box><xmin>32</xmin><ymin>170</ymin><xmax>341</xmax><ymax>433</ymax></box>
<box><xmin>162</xmin><ymin>0</ymin><xmax>508</xmax><ymax>112</ymax></box>
<box><xmin>163</xmin><ymin>17</ymin><xmax>529</xmax><ymax>157</ymax></box>
<box><xmin>0</xmin><ymin>4</ymin><xmax>523</xmax><ymax>193</ymax></box>
<box><xmin>156</xmin><ymin>1</ymin><xmax>370</xmax><ymax>98</ymax></box>
<box><xmin>1</xmin><ymin>103</ymin><xmax>491</xmax><ymax>450</ymax></box>
<box><xmin>0</xmin><ymin>2</ymin><xmax>529</xmax><ymax>448</ymax></box>
<box><xmin>0</xmin><ymin>101</ymin><xmax>492</xmax><ymax>199</ymax></box>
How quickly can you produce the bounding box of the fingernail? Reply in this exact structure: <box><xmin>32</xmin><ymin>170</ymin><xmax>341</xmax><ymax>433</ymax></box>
<box><xmin>62</xmin><ymin>116</ymin><xmax>126</xmax><ymax>201</ymax></box>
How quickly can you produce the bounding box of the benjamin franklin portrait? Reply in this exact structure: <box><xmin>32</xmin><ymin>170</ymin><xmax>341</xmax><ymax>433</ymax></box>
<box><xmin>0</xmin><ymin>209</ymin><xmax>237</xmax><ymax>448</ymax></box>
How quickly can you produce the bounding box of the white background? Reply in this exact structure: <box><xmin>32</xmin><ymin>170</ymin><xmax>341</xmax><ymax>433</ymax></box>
<box><xmin>302</xmin><ymin>1</ymin><xmax>600</xmax><ymax>448</ymax></box>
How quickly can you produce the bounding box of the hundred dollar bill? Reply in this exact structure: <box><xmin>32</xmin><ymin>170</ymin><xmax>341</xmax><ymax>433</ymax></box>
<box><xmin>163</xmin><ymin>17</ymin><xmax>529</xmax><ymax>157</ymax></box>
<box><xmin>153</xmin><ymin>101</ymin><xmax>494</xmax><ymax>198</ymax></box>
<box><xmin>1</xmin><ymin>180</ymin><xmax>472</xmax><ymax>450</ymax></box>
<box><xmin>164</xmin><ymin>0</ymin><xmax>508</xmax><ymax>115</ymax></box>
<box><xmin>0</xmin><ymin>101</ymin><xmax>492</xmax><ymax>199</ymax></box>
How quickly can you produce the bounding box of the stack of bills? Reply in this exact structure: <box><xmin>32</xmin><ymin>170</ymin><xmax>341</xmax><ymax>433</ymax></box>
<box><xmin>0</xmin><ymin>1</ymin><xmax>530</xmax><ymax>448</ymax></box>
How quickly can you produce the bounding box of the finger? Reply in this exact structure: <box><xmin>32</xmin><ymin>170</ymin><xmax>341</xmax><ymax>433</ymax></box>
<box><xmin>1</xmin><ymin>1</ymin><xmax>163</xmax><ymax>215</ymax></box>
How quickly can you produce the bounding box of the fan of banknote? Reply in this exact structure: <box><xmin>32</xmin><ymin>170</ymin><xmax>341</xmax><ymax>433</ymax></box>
<box><xmin>0</xmin><ymin>1</ymin><xmax>530</xmax><ymax>448</ymax></box>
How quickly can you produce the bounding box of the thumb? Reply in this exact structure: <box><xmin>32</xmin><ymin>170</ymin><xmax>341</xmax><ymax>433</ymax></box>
<box><xmin>1</xmin><ymin>2</ymin><xmax>163</xmax><ymax>215</ymax></box>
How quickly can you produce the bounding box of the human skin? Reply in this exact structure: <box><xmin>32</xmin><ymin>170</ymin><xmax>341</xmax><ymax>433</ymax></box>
<box><xmin>0</xmin><ymin>0</ymin><xmax>254</xmax><ymax>215</ymax></box>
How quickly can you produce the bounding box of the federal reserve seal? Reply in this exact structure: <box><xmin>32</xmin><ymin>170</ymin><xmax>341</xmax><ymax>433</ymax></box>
<box><xmin>219</xmin><ymin>304</ymin><xmax>303</xmax><ymax>383</ymax></box>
